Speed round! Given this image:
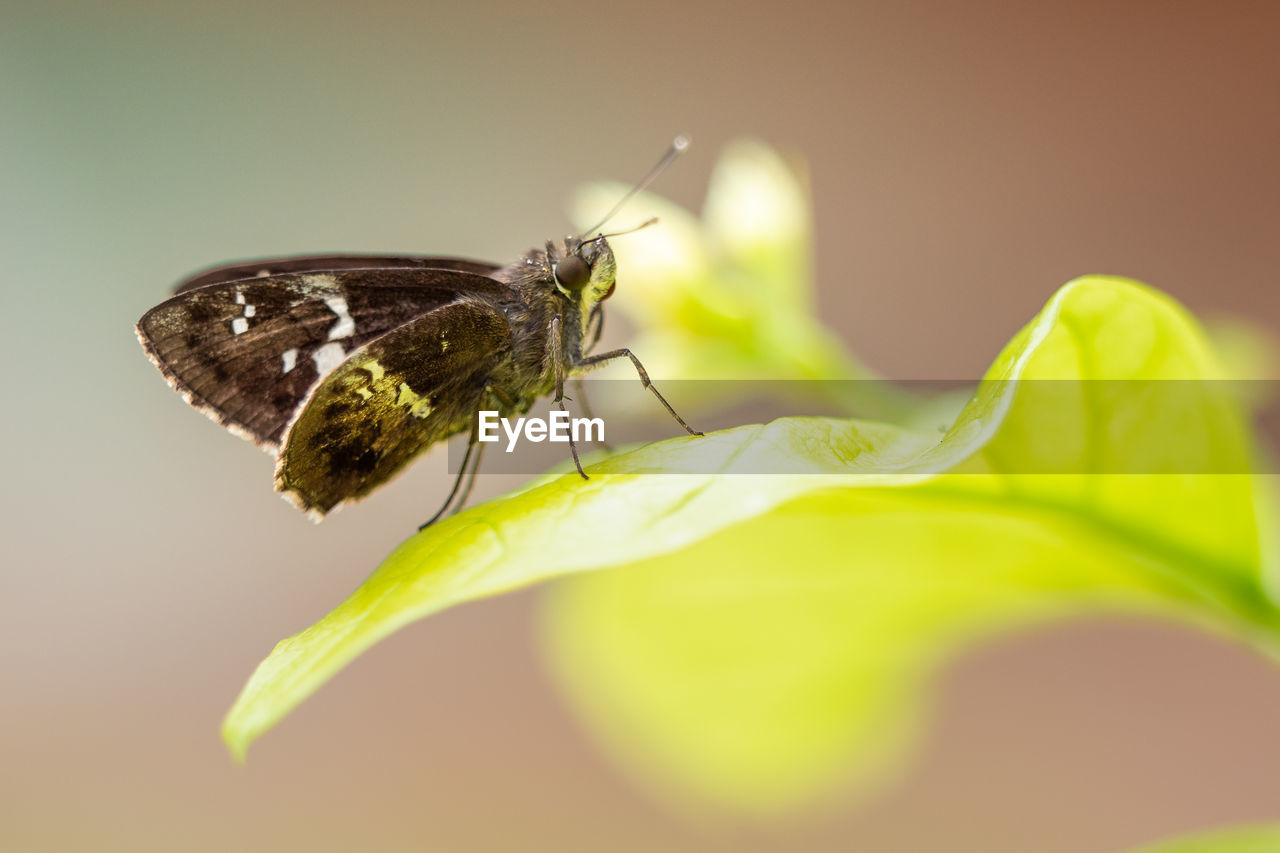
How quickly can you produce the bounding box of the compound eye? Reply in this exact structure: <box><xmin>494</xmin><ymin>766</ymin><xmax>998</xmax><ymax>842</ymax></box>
<box><xmin>555</xmin><ymin>255</ymin><xmax>591</xmax><ymax>291</ymax></box>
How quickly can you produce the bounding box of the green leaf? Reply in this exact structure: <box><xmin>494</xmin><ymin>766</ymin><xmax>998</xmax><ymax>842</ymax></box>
<box><xmin>1125</xmin><ymin>824</ymin><xmax>1280</xmax><ymax>853</ymax></box>
<box><xmin>539</xmin><ymin>276</ymin><xmax>1278</xmax><ymax>813</ymax></box>
<box><xmin>222</xmin><ymin>276</ymin><xmax>1279</xmax><ymax>819</ymax></box>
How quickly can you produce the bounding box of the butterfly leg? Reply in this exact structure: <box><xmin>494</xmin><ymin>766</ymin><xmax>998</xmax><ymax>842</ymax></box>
<box><xmin>573</xmin><ymin>348</ymin><xmax>702</xmax><ymax>436</ymax></box>
<box><xmin>418</xmin><ymin>396</ymin><xmax>490</xmax><ymax>531</ymax></box>
<box><xmin>573</xmin><ymin>375</ymin><xmax>613</xmax><ymax>453</ymax></box>
<box><xmin>550</xmin><ymin>315</ymin><xmax>589</xmax><ymax>480</ymax></box>
<box><xmin>451</xmin><ymin>438</ymin><xmax>485</xmax><ymax>515</ymax></box>
<box><xmin>419</xmin><ymin>437</ymin><xmax>476</xmax><ymax>530</ymax></box>
<box><xmin>585</xmin><ymin>304</ymin><xmax>605</xmax><ymax>354</ymax></box>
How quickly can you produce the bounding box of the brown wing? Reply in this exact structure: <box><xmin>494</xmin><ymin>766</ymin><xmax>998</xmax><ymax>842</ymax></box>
<box><xmin>274</xmin><ymin>298</ymin><xmax>514</xmax><ymax>516</ymax></box>
<box><xmin>174</xmin><ymin>255</ymin><xmax>502</xmax><ymax>293</ymax></box>
<box><xmin>137</xmin><ymin>268</ymin><xmax>511</xmax><ymax>450</ymax></box>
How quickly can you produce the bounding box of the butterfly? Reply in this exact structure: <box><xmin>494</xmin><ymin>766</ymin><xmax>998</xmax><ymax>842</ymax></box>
<box><xmin>135</xmin><ymin>138</ymin><xmax>699</xmax><ymax>526</ymax></box>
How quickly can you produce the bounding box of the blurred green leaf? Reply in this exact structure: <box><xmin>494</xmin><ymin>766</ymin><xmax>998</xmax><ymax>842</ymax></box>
<box><xmin>1126</xmin><ymin>824</ymin><xmax>1280</xmax><ymax>853</ymax></box>
<box><xmin>223</xmin><ymin>274</ymin><xmax>1280</xmax><ymax>823</ymax></box>
<box><xmin>572</xmin><ymin>139</ymin><xmax>920</xmax><ymax>423</ymax></box>
<box><xmin>1205</xmin><ymin>316</ymin><xmax>1280</xmax><ymax>382</ymax></box>
<box><xmin>1204</xmin><ymin>315</ymin><xmax>1280</xmax><ymax>414</ymax></box>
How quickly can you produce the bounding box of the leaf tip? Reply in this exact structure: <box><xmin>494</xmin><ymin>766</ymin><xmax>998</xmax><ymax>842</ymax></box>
<box><xmin>221</xmin><ymin>710</ymin><xmax>254</xmax><ymax>764</ymax></box>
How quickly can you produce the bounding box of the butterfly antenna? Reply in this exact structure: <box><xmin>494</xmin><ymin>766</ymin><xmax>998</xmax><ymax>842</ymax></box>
<box><xmin>579</xmin><ymin>135</ymin><xmax>690</xmax><ymax>239</ymax></box>
<box><xmin>594</xmin><ymin>216</ymin><xmax>660</xmax><ymax>240</ymax></box>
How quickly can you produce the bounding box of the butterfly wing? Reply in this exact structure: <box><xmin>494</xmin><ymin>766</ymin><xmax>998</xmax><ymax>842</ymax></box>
<box><xmin>174</xmin><ymin>255</ymin><xmax>502</xmax><ymax>293</ymax></box>
<box><xmin>136</xmin><ymin>267</ymin><xmax>510</xmax><ymax>450</ymax></box>
<box><xmin>275</xmin><ymin>298</ymin><xmax>514</xmax><ymax>516</ymax></box>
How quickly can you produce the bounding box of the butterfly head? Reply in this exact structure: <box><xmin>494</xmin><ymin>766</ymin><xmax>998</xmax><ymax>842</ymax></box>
<box><xmin>554</xmin><ymin>236</ymin><xmax>617</xmax><ymax>304</ymax></box>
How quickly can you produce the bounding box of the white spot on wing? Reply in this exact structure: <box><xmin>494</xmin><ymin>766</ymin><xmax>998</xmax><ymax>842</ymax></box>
<box><xmin>282</xmin><ymin>348</ymin><xmax>298</xmax><ymax>373</ymax></box>
<box><xmin>234</xmin><ymin>291</ymin><xmax>255</xmax><ymax>326</ymax></box>
<box><xmin>324</xmin><ymin>295</ymin><xmax>355</xmax><ymax>340</ymax></box>
<box><xmin>312</xmin><ymin>342</ymin><xmax>346</xmax><ymax>375</ymax></box>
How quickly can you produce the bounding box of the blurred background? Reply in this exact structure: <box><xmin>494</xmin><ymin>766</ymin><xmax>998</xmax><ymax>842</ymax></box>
<box><xmin>3</xmin><ymin>0</ymin><xmax>1280</xmax><ymax>850</ymax></box>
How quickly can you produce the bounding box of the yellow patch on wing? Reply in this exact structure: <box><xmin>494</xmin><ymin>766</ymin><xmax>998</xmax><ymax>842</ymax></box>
<box><xmin>396</xmin><ymin>382</ymin><xmax>433</xmax><ymax>418</ymax></box>
<box><xmin>338</xmin><ymin>358</ymin><xmax>433</xmax><ymax>419</ymax></box>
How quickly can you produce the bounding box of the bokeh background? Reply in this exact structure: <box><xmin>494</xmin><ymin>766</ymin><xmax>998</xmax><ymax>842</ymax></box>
<box><xmin>4</xmin><ymin>1</ymin><xmax>1280</xmax><ymax>850</ymax></box>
